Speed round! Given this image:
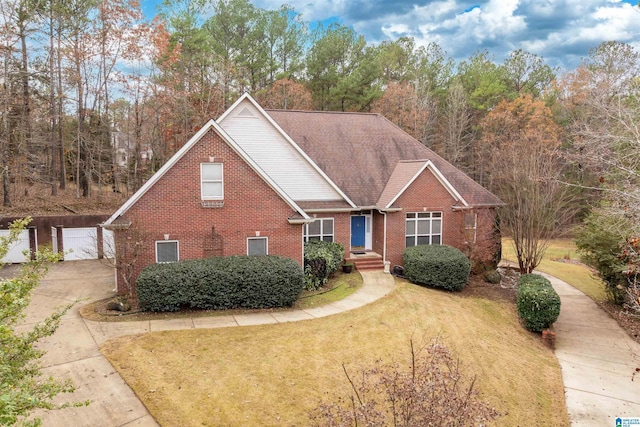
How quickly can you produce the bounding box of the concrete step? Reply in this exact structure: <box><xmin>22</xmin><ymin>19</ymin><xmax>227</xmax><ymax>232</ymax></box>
<box><xmin>348</xmin><ymin>256</ymin><xmax>385</xmax><ymax>271</ymax></box>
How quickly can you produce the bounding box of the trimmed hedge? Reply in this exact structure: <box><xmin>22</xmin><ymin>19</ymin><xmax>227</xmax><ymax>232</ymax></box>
<box><xmin>516</xmin><ymin>274</ymin><xmax>561</xmax><ymax>332</ymax></box>
<box><xmin>136</xmin><ymin>255</ymin><xmax>304</xmax><ymax>312</ymax></box>
<box><xmin>303</xmin><ymin>240</ymin><xmax>344</xmax><ymax>290</ymax></box>
<box><xmin>403</xmin><ymin>245</ymin><xmax>471</xmax><ymax>291</ymax></box>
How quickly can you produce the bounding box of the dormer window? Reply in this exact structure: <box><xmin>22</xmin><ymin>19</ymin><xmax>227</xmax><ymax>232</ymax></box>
<box><xmin>201</xmin><ymin>163</ymin><xmax>223</xmax><ymax>200</ymax></box>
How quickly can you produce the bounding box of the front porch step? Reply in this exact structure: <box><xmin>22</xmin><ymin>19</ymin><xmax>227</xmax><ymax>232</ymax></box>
<box><xmin>347</xmin><ymin>254</ymin><xmax>385</xmax><ymax>271</ymax></box>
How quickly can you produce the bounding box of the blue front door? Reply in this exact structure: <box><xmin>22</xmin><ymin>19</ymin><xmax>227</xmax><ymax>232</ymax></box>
<box><xmin>351</xmin><ymin>216</ymin><xmax>366</xmax><ymax>248</ymax></box>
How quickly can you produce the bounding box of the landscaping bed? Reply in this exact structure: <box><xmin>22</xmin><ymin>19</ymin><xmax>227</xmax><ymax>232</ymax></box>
<box><xmin>80</xmin><ymin>270</ymin><xmax>362</xmax><ymax>322</ymax></box>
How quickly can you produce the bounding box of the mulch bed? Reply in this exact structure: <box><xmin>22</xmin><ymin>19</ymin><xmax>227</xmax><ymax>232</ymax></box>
<box><xmin>461</xmin><ymin>267</ymin><xmax>518</xmax><ymax>303</ymax></box>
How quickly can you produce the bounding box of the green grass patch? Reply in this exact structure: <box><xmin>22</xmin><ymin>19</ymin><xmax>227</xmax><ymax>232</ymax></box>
<box><xmin>296</xmin><ymin>270</ymin><xmax>362</xmax><ymax>309</ymax></box>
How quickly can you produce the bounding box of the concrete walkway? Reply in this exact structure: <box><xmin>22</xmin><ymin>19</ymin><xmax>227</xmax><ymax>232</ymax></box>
<box><xmin>18</xmin><ymin>260</ymin><xmax>394</xmax><ymax>427</ymax></box>
<box><xmin>540</xmin><ymin>272</ymin><xmax>640</xmax><ymax>426</ymax></box>
<box><xmin>84</xmin><ymin>269</ymin><xmax>395</xmax><ymax>346</ymax></box>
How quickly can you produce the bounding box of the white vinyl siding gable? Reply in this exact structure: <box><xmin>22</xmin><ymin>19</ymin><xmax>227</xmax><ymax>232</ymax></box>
<box><xmin>218</xmin><ymin>101</ymin><xmax>343</xmax><ymax>202</ymax></box>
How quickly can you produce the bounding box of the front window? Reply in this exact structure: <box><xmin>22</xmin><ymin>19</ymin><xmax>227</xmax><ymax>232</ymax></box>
<box><xmin>304</xmin><ymin>218</ymin><xmax>334</xmax><ymax>242</ymax></box>
<box><xmin>247</xmin><ymin>237</ymin><xmax>268</xmax><ymax>256</ymax></box>
<box><xmin>201</xmin><ymin>163</ymin><xmax>223</xmax><ymax>200</ymax></box>
<box><xmin>464</xmin><ymin>212</ymin><xmax>477</xmax><ymax>243</ymax></box>
<box><xmin>405</xmin><ymin>212</ymin><xmax>442</xmax><ymax>247</ymax></box>
<box><xmin>156</xmin><ymin>240</ymin><xmax>179</xmax><ymax>263</ymax></box>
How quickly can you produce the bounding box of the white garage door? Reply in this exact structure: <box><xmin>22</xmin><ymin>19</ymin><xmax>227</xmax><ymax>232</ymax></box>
<box><xmin>0</xmin><ymin>230</ymin><xmax>33</xmax><ymax>263</ymax></box>
<box><xmin>63</xmin><ymin>227</ymin><xmax>98</xmax><ymax>261</ymax></box>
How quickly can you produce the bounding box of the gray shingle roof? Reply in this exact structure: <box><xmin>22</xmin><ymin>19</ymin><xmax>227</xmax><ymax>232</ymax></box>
<box><xmin>266</xmin><ymin>109</ymin><xmax>503</xmax><ymax>208</ymax></box>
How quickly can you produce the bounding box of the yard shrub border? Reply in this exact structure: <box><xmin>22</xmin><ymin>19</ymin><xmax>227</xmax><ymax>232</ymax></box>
<box><xmin>136</xmin><ymin>255</ymin><xmax>304</xmax><ymax>312</ymax></box>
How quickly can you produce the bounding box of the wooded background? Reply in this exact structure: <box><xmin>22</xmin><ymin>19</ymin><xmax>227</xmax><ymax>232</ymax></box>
<box><xmin>1</xmin><ymin>0</ymin><xmax>638</xmax><ymax>233</ymax></box>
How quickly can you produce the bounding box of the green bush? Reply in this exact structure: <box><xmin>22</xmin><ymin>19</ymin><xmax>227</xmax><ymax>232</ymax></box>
<box><xmin>516</xmin><ymin>274</ymin><xmax>561</xmax><ymax>332</ymax></box>
<box><xmin>303</xmin><ymin>240</ymin><xmax>344</xmax><ymax>290</ymax></box>
<box><xmin>403</xmin><ymin>245</ymin><xmax>471</xmax><ymax>291</ymax></box>
<box><xmin>518</xmin><ymin>274</ymin><xmax>552</xmax><ymax>288</ymax></box>
<box><xmin>483</xmin><ymin>269</ymin><xmax>502</xmax><ymax>284</ymax></box>
<box><xmin>136</xmin><ymin>255</ymin><xmax>304</xmax><ymax>312</ymax></box>
<box><xmin>574</xmin><ymin>211</ymin><xmax>631</xmax><ymax>304</ymax></box>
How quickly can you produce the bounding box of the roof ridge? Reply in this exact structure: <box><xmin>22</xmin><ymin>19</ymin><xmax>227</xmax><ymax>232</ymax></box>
<box><xmin>266</xmin><ymin>109</ymin><xmax>381</xmax><ymax>117</ymax></box>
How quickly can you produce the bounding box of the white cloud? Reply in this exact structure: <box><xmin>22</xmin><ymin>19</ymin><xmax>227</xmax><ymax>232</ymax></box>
<box><xmin>244</xmin><ymin>0</ymin><xmax>640</xmax><ymax>69</ymax></box>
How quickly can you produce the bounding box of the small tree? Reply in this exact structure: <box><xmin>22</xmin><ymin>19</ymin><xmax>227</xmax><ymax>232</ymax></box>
<box><xmin>456</xmin><ymin>208</ymin><xmax>502</xmax><ymax>274</ymax></box>
<box><xmin>101</xmin><ymin>223</ymin><xmax>147</xmax><ymax>306</ymax></box>
<box><xmin>481</xmin><ymin>94</ymin><xmax>576</xmax><ymax>273</ymax></box>
<box><xmin>0</xmin><ymin>218</ymin><xmax>88</xmax><ymax>426</ymax></box>
<box><xmin>619</xmin><ymin>236</ymin><xmax>640</xmax><ymax>314</ymax></box>
<box><xmin>310</xmin><ymin>339</ymin><xmax>500</xmax><ymax>426</ymax></box>
<box><xmin>574</xmin><ymin>209</ymin><xmax>634</xmax><ymax>304</ymax></box>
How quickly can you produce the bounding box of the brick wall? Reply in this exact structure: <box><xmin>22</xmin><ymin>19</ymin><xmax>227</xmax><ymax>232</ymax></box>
<box><xmin>385</xmin><ymin>168</ymin><xmax>465</xmax><ymax>268</ymax></box>
<box><xmin>114</xmin><ymin>128</ymin><xmax>304</xmax><ymax>292</ymax></box>
<box><xmin>305</xmin><ymin>212</ymin><xmax>351</xmax><ymax>258</ymax></box>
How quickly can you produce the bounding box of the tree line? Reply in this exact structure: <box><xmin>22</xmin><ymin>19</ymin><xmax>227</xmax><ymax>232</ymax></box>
<box><xmin>2</xmin><ymin>0</ymin><xmax>639</xmax><ymax>304</ymax></box>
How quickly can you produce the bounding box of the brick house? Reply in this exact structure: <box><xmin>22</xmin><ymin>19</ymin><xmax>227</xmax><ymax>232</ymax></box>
<box><xmin>103</xmin><ymin>93</ymin><xmax>503</xmax><ymax>295</ymax></box>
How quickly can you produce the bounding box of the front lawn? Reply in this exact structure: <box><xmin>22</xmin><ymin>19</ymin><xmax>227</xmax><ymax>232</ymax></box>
<box><xmin>101</xmin><ymin>277</ymin><xmax>568</xmax><ymax>426</ymax></box>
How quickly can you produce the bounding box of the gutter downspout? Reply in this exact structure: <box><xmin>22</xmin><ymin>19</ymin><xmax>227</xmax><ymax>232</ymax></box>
<box><xmin>381</xmin><ymin>210</ymin><xmax>387</xmax><ymax>264</ymax></box>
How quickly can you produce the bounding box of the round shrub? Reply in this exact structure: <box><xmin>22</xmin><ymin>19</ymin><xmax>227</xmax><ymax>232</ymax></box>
<box><xmin>518</xmin><ymin>274</ymin><xmax>551</xmax><ymax>288</ymax></box>
<box><xmin>136</xmin><ymin>255</ymin><xmax>304</xmax><ymax>312</ymax></box>
<box><xmin>403</xmin><ymin>245</ymin><xmax>471</xmax><ymax>291</ymax></box>
<box><xmin>484</xmin><ymin>269</ymin><xmax>502</xmax><ymax>284</ymax></box>
<box><xmin>516</xmin><ymin>274</ymin><xmax>561</xmax><ymax>332</ymax></box>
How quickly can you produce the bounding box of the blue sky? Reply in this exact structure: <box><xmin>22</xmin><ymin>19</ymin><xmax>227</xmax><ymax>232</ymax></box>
<box><xmin>140</xmin><ymin>0</ymin><xmax>640</xmax><ymax>70</ymax></box>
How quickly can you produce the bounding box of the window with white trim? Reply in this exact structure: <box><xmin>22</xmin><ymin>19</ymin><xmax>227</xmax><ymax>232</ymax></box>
<box><xmin>247</xmin><ymin>237</ymin><xmax>268</xmax><ymax>256</ymax></box>
<box><xmin>201</xmin><ymin>163</ymin><xmax>223</xmax><ymax>200</ymax></box>
<box><xmin>304</xmin><ymin>218</ymin><xmax>334</xmax><ymax>242</ymax></box>
<box><xmin>464</xmin><ymin>212</ymin><xmax>477</xmax><ymax>243</ymax></box>
<box><xmin>156</xmin><ymin>240</ymin><xmax>179</xmax><ymax>263</ymax></box>
<box><xmin>405</xmin><ymin>212</ymin><xmax>442</xmax><ymax>247</ymax></box>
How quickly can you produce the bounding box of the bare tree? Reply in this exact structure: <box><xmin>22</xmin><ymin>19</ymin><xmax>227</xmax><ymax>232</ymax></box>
<box><xmin>442</xmin><ymin>78</ymin><xmax>473</xmax><ymax>172</ymax></box>
<box><xmin>102</xmin><ymin>223</ymin><xmax>147</xmax><ymax>306</ymax></box>
<box><xmin>310</xmin><ymin>339</ymin><xmax>500</xmax><ymax>426</ymax></box>
<box><xmin>482</xmin><ymin>94</ymin><xmax>575</xmax><ymax>273</ymax></box>
<box><xmin>563</xmin><ymin>42</ymin><xmax>640</xmax><ymax>223</ymax></box>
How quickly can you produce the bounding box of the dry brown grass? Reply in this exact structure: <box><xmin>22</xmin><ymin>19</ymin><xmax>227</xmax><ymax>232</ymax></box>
<box><xmin>502</xmin><ymin>238</ymin><xmax>607</xmax><ymax>302</ymax></box>
<box><xmin>102</xmin><ymin>279</ymin><xmax>568</xmax><ymax>426</ymax></box>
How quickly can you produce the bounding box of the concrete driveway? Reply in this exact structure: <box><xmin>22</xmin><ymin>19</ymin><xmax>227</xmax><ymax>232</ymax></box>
<box><xmin>15</xmin><ymin>260</ymin><xmax>158</xmax><ymax>427</ymax></box>
<box><xmin>542</xmin><ymin>272</ymin><xmax>640</xmax><ymax>426</ymax></box>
